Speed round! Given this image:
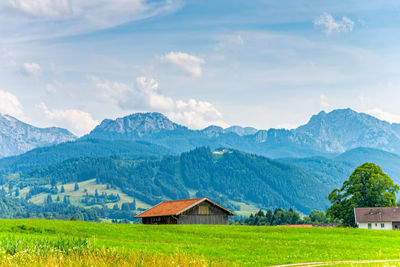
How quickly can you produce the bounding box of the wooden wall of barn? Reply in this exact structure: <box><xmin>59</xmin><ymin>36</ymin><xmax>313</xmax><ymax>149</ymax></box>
<box><xmin>177</xmin><ymin>200</ymin><xmax>229</xmax><ymax>225</ymax></box>
<box><xmin>178</xmin><ymin>214</ymin><xmax>228</xmax><ymax>225</ymax></box>
<box><xmin>142</xmin><ymin>216</ymin><xmax>177</xmax><ymax>224</ymax></box>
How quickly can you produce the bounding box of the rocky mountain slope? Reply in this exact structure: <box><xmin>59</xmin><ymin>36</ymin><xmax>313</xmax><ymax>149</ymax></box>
<box><xmin>295</xmin><ymin>109</ymin><xmax>400</xmax><ymax>153</ymax></box>
<box><xmin>0</xmin><ymin>114</ymin><xmax>76</xmax><ymax>158</ymax></box>
<box><xmin>84</xmin><ymin>109</ymin><xmax>400</xmax><ymax>158</ymax></box>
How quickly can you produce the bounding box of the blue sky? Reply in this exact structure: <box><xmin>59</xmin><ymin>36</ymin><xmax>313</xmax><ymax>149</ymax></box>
<box><xmin>1</xmin><ymin>0</ymin><xmax>400</xmax><ymax>135</ymax></box>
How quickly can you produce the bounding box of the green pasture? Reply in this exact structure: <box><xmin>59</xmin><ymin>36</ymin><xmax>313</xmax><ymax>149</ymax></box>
<box><xmin>1</xmin><ymin>219</ymin><xmax>400</xmax><ymax>266</ymax></box>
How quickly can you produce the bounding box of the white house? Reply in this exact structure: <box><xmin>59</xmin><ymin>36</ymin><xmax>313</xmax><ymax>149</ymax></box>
<box><xmin>354</xmin><ymin>207</ymin><xmax>400</xmax><ymax>230</ymax></box>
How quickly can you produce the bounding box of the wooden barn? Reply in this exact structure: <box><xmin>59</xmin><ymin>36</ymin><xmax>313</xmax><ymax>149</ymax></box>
<box><xmin>135</xmin><ymin>198</ymin><xmax>235</xmax><ymax>225</ymax></box>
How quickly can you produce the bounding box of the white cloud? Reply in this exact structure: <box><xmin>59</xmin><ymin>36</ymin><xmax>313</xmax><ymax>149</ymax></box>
<box><xmin>45</xmin><ymin>82</ymin><xmax>60</xmax><ymax>93</ymax></box>
<box><xmin>21</xmin><ymin>62</ymin><xmax>42</xmax><ymax>78</ymax></box>
<box><xmin>367</xmin><ymin>108</ymin><xmax>400</xmax><ymax>124</ymax></box>
<box><xmin>168</xmin><ymin>99</ymin><xmax>227</xmax><ymax>129</ymax></box>
<box><xmin>314</xmin><ymin>13</ymin><xmax>354</xmax><ymax>35</ymax></box>
<box><xmin>0</xmin><ymin>90</ymin><xmax>24</xmax><ymax>117</ymax></box>
<box><xmin>2</xmin><ymin>0</ymin><xmax>72</xmax><ymax>18</ymax></box>
<box><xmin>214</xmin><ymin>33</ymin><xmax>245</xmax><ymax>51</ymax></box>
<box><xmin>0</xmin><ymin>0</ymin><xmax>183</xmax><ymax>40</ymax></box>
<box><xmin>320</xmin><ymin>94</ymin><xmax>329</xmax><ymax>109</ymax></box>
<box><xmin>134</xmin><ymin>76</ymin><xmax>175</xmax><ymax>110</ymax></box>
<box><xmin>161</xmin><ymin>52</ymin><xmax>205</xmax><ymax>77</ymax></box>
<box><xmin>36</xmin><ymin>102</ymin><xmax>99</xmax><ymax>136</ymax></box>
<box><xmin>88</xmin><ymin>74</ymin><xmax>132</xmax><ymax>105</ymax></box>
<box><xmin>90</xmin><ymin>75</ymin><xmax>227</xmax><ymax>129</ymax></box>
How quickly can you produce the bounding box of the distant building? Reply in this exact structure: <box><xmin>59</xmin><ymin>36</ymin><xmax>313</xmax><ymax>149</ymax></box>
<box><xmin>354</xmin><ymin>207</ymin><xmax>400</xmax><ymax>230</ymax></box>
<box><xmin>135</xmin><ymin>198</ymin><xmax>235</xmax><ymax>225</ymax></box>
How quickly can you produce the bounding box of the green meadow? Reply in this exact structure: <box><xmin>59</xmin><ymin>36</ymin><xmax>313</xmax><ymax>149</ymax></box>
<box><xmin>1</xmin><ymin>219</ymin><xmax>400</xmax><ymax>266</ymax></box>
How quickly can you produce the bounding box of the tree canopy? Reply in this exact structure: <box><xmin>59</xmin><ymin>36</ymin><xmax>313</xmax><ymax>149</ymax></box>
<box><xmin>327</xmin><ymin>163</ymin><xmax>399</xmax><ymax>226</ymax></box>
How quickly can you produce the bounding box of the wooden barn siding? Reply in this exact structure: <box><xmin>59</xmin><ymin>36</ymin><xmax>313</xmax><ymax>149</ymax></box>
<box><xmin>142</xmin><ymin>216</ymin><xmax>177</xmax><ymax>224</ymax></box>
<box><xmin>178</xmin><ymin>214</ymin><xmax>228</xmax><ymax>225</ymax></box>
<box><xmin>182</xmin><ymin>201</ymin><xmax>227</xmax><ymax>216</ymax></box>
<box><xmin>178</xmin><ymin>201</ymin><xmax>229</xmax><ymax>225</ymax></box>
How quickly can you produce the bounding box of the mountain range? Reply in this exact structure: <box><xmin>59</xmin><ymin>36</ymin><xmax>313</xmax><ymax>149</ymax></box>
<box><xmin>0</xmin><ymin>114</ymin><xmax>76</xmax><ymax>158</ymax></box>
<box><xmin>1</xmin><ymin>108</ymin><xmax>400</xmax><ymax>215</ymax></box>
<box><xmin>3</xmin><ymin>108</ymin><xmax>400</xmax><ymax>159</ymax></box>
<box><xmin>83</xmin><ymin>108</ymin><xmax>400</xmax><ymax>158</ymax></box>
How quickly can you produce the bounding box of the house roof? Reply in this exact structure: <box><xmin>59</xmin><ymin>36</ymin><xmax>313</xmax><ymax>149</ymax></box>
<box><xmin>135</xmin><ymin>198</ymin><xmax>235</xmax><ymax>218</ymax></box>
<box><xmin>354</xmin><ymin>207</ymin><xmax>400</xmax><ymax>223</ymax></box>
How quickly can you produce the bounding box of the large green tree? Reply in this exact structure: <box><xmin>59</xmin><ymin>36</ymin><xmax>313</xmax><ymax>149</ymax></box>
<box><xmin>327</xmin><ymin>163</ymin><xmax>399</xmax><ymax>226</ymax></box>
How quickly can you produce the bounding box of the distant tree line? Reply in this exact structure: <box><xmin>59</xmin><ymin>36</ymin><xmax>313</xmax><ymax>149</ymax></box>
<box><xmin>231</xmin><ymin>208</ymin><xmax>331</xmax><ymax>226</ymax></box>
<box><xmin>0</xmin><ymin>195</ymin><xmax>139</xmax><ymax>222</ymax></box>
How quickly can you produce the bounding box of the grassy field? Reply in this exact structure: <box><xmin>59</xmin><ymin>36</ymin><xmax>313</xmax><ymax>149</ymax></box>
<box><xmin>10</xmin><ymin>179</ymin><xmax>259</xmax><ymax>216</ymax></box>
<box><xmin>19</xmin><ymin>179</ymin><xmax>152</xmax><ymax>210</ymax></box>
<box><xmin>2</xmin><ymin>219</ymin><xmax>400</xmax><ymax>266</ymax></box>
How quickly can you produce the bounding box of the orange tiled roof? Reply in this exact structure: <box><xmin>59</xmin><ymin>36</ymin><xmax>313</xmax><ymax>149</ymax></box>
<box><xmin>135</xmin><ymin>198</ymin><xmax>206</xmax><ymax>218</ymax></box>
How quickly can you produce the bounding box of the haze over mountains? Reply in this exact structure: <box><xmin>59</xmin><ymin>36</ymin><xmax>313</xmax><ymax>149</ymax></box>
<box><xmin>2</xmin><ymin>108</ymin><xmax>400</xmax><ymax>214</ymax></box>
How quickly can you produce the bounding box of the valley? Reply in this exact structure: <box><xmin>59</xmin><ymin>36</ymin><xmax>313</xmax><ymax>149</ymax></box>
<box><xmin>1</xmin><ymin>109</ymin><xmax>400</xmax><ymax>222</ymax></box>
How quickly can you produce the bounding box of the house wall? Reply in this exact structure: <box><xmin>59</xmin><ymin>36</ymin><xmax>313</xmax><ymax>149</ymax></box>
<box><xmin>142</xmin><ymin>216</ymin><xmax>177</xmax><ymax>224</ymax></box>
<box><xmin>178</xmin><ymin>201</ymin><xmax>229</xmax><ymax>225</ymax></box>
<box><xmin>357</xmin><ymin>222</ymin><xmax>392</xmax><ymax>230</ymax></box>
<box><xmin>178</xmin><ymin>214</ymin><xmax>228</xmax><ymax>225</ymax></box>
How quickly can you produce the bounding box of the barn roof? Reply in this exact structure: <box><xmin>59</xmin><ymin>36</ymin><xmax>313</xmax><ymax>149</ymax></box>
<box><xmin>354</xmin><ymin>207</ymin><xmax>400</xmax><ymax>223</ymax></box>
<box><xmin>135</xmin><ymin>198</ymin><xmax>235</xmax><ymax>218</ymax></box>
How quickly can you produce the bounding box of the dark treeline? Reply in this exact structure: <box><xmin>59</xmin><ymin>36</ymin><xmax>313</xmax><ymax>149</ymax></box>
<box><xmin>231</xmin><ymin>208</ymin><xmax>331</xmax><ymax>226</ymax></box>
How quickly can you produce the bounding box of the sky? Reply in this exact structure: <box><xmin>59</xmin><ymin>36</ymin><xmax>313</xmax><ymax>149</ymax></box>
<box><xmin>1</xmin><ymin>0</ymin><xmax>400</xmax><ymax>136</ymax></box>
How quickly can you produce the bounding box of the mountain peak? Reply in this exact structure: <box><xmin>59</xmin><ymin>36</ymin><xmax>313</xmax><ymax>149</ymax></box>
<box><xmin>0</xmin><ymin>114</ymin><xmax>76</xmax><ymax>158</ymax></box>
<box><xmin>296</xmin><ymin>108</ymin><xmax>397</xmax><ymax>153</ymax></box>
<box><xmin>201</xmin><ymin>125</ymin><xmax>225</xmax><ymax>137</ymax></box>
<box><xmin>225</xmin><ymin>126</ymin><xmax>258</xmax><ymax>136</ymax></box>
<box><xmin>88</xmin><ymin>112</ymin><xmax>185</xmax><ymax>138</ymax></box>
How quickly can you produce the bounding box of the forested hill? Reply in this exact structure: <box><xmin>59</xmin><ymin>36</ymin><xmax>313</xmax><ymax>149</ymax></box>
<box><xmin>0</xmin><ymin>139</ymin><xmax>171</xmax><ymax>172</ymax></box>
<box><xmin>19</xmin><ymin>147</ymin><xmax>331</xmax><ymax>213</ymax></box>
<box><xmin>280</xmin><ymin>147</ymin><xmax>400</xmax><ymax>186</ymax></box>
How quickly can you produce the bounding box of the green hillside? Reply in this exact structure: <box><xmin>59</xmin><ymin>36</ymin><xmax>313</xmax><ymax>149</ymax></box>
<box><xmin>9</xmin><ymin>147</ymin><xmax>330</xmax><ymax>214</ymax></box>
<box><xmin>335</xmin><ymin>147</ymin><xmax>400</xmax><ymax>183</ymax></box>
<box><xmin>2</xmin><ymin>219</ymin><xmax>400</xmax><ymax>266</ymax></box>
<box><xmin>280</xmin><ymin>147</ymin><xmax>400</xmax><ymax>189</ymax></box>
<box><xmin>0</xmin><ymin>139</ymin><xmax>170</xmax><ymax>172</ymax></box>
<box><xmin>279</xmin><ymin>156</ymin><xmax>354</xmax><ymax>188</ymax></box>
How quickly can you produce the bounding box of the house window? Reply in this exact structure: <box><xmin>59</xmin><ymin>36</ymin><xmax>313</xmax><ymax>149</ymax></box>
<box><xmin>368</xmin><ymin>223</ymin><xmax>371</xmax><ymax>229</ymax></box>
<box><xmin>198</xmin><ymin>205</ymin><xmax>209</xmax><ymax>215</ymax></box>
<box><xmin>381</xmin><ymin>223</ymin><xmax>385</xmax><ymax>228</ymax></box>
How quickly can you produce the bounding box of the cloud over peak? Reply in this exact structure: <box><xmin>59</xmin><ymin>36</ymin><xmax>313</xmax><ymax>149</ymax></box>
<box><xmin>314</xmin><ymin>13</ymin><xmax>354</xmax><ymax>35</ymax></box>
<box><xmin>90</xmin><ymin>75</ymin><xmax>227</xmax><ymax>129</ymax></box>
<box><xmin>36</xmin><ymin>102</ymin><xmax>99</xmax><ymax>136</ymax></box>
<box><xmin>0</xmin><ymin>90</ymin><xmax>24</xmax><ymax>118</ymax></box>
<box><xmin>367</xmin><ymin>108</ymin><xmax>400</xmax><ymax>124</ymax></box>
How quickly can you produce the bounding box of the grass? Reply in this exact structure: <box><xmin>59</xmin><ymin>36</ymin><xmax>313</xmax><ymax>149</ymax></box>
<box><xmin>12</xmin><ymin>180</ymin><xmax>259</xmax><ymax>215</ymax></box>
<box><xmin>18</xmin><ymin>179</ymin><xmax>152</xmax><ymax>210</ymax></box>
<box><xmin>2</xmin><ymin>219</ymin><xmax>400</xmax><ymax>266</ymax></box>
